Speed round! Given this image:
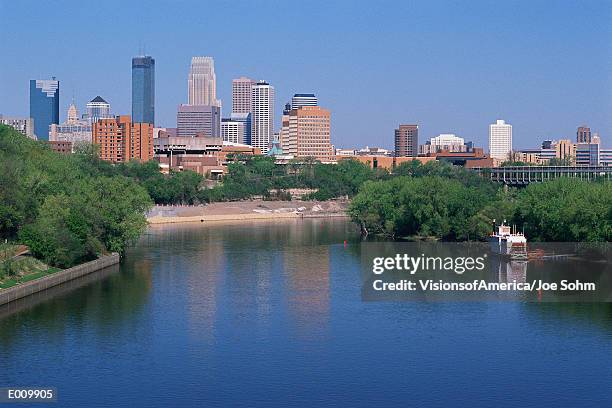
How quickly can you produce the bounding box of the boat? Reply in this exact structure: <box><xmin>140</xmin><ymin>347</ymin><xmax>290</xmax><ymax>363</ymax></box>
<box><xmin>489</xmin><ymin>220</ymin><xmax>527</xmax><ymax>259</ymax></box>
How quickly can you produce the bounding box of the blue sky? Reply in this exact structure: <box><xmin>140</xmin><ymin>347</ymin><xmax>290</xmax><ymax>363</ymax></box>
<box><xmin>1</xmin><ymin>0</ymin><xmax>611</xmax><ymax>149</ymax></box>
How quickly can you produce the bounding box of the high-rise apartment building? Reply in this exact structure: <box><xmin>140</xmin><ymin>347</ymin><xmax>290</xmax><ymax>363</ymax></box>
<box><xmin>0</xmin><ymin>115</ymin><xmax>35</xmax><ymax>139</ymax></box>
<box><xmin>221</xmin><ymin>119</ymin><xmax>246</xmax><ymax>144</ymax></box>
<box><xmin>394</xmin><ymin>124</ymin><xmax>418</xmax><ymax>157</ymax></box>
<box><xmin>291</xmin><ymin>93</ymin><xmax>317</xmax><ymax>109</ymax></box>
<box><xmin>488</xmin><ymin>119</ymin><xmax>512</xmax><ymax>160</ymax></box>
<box><xmin>188</xmin><ymin>57</ymin><xmax>219</xmax><ymax>106</ymax></box>
<box><xmin>280</xmin><ymin>106</ymin><xmax>332</xmax><ymax>160</ymax></box>
<box><xmin>29</xmin><ymin>78</ymin><xmax>59</xmax><ymax>140</ymax></box>
<box><xmin>92</xmin><ymin>115</ymin><xmax>153</xmax><ymax>162</ymax></box>
<box><xmin>577</xmin><ymin>126</ymin><xmax>591</xmax><ymax>143</ymax></box>
<box><xmin>251</xmin><ymin>81</ymin><xmax>275</xmax><ymax>154</ymax></box>
<box><xmin>232</xmin><ymin>77</ymin><xmax>255</xmax><ymax>114</ymax></box>
<box><xmin>132</xmin><ymin>55</ymin><xmax>155</xmax><ymax>124</ymax></box>
<box><xmin>177</xmin><ymin>104</ymin><xmax>221</xmax><ymax>138</ymax></box>
<box><xmin>85</xmin><ymin>96</ymin><xmax>112</xmax><ymax>124</ymax></box>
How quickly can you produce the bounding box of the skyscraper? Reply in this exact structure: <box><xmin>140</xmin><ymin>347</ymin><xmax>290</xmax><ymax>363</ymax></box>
<box><xmin>188</xmin><ymin>57</ymin><xmax>219</xmax><ymax>106</ymax></box>
<box><xmin>251</xmin><ymin>81</ymin><xmax>275</xmax><ymax>154</ymax></box>
<box><xmin>92</xmin><ymin>115</ymin><xmax>153</xmax><ymax>162</ymax></box>
<box><xmin>132</xmin><ymin>55</ymin><xmax>155</xmax><ymax>124</ymax></box>
<box><xmin>86</xmin><ymin>96</ymin><xmax>112</xmax><ymax>124</ymax></box>
<box><xmin>177</xmin><ymin>104</ymin><xmax>221</xmax><ymax>138</ymax></box>
<box><xmin>394</xmin><ymin>124</ymin><xmax>418</xmax><ymax>157</ymax></box>
<box><xmin>232</xmin><ymin>77</ymin><xmax>255</xmax><ymax>114</ymax></box>
<box><xmin>489</xmin><ymin>119</ymin><xmax>512</xmax><ymax>160</ymax></box>
<box><xmin>291</xmin><ymin>93</ymin><xmax>317</xmax><ymax>109</ymax></box>
<box><xmin>577</xmin><ymin>126</ymin><xmax>591</xmax><ymax>143</ymax></box>
<box><xmin>29</xmin><ymin>78</ymin><xmax>59</xmax><ymax>140</ymax></box>
<box><xmin>280</xmin><ymin>106</ymin><xmax>332</xmax><ymax>160</ymax></box>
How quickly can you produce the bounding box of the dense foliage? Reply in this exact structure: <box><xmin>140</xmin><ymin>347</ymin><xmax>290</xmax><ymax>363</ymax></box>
<box><xmin>201</xmin><ymin>156</ymin><xmax>382</xmax><ymax>202</ymax></box>
<box><xmin>349</xmin><ymin>161</ymin><xmax>612</xmax><ymax>242</ymax></box>
<box><xmin>0</xmin><ymin>125</ymin><xmax>152</xmax><ymax>267</ymax></box>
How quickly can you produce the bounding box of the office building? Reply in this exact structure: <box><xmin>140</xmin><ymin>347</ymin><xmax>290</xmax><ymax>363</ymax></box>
<box><xmin>600</xmin><ymin>148</ymin><xmax>612</xmax><ymax>166</ymax></box>
<box><xmin>291</xmin><ymin>93</ymin><xmax>317</xmax><ymax>109</ymax></box>
<box><xmin>49</xmin><ymin>103</ymin><xmax>92</xmax><ymax>144</ymax></box>
<box><xmin>0</xmin><ymin>115</ymin><xmax>35</xmax><ymax>139</ymax></box>
<box><xmin>232</xmin><ymin>77</ymin><xmax>255</xmax><ymax>114</ymax></box>
<box><xmin>221</xmin><ymin>119</ymin><xmax>246</xmax><ymax>144</ymax></box>
<box><xmin>85</xmin><ymin>96</ymin><xmax>112</xmax><ymax>124</ymax></box>
<box><xmin>394</xmin><ymin>124</ymin><xmax>418</xmax><ymax>157</ymax></box>
<box><xmin>488</xmin><ymin>119</ymin><xmax>512</xmax><ymax>160</ymax></box>
<box><xmin>132</xmin><ymin>55</ymin><xmax>155</xmax><ymax>124</ymax></box>
<box><xmin>177</xmin><ymin>104</ymin><xmax>221</xmax><ymax>138</ymax></box>
<box><xmin>188</xmin><ymin>57</ymin><xmax>219</xmax><ymax>106</ymax></box>
<box><xmin>29</xmin><ymin>78</ymin><xmax>59</xmax><ymax>140</ymax></box>
<box><xmin>251</xmin><ymin>81</ymin><xmax>275</xmax><ymax>154</ymax></box>
<box><xmin>577</xmin><ymin>126</ymin><xmax>591</xmax><ymax>143</ymax></box>
<box><xmin>229</xmin><ymin>112</ymin><xmax>251</xmax><ymax>145</ymax></box>
<box><xmin>92</xmin><ymin>115</ymin><xmax>153</xmax><ymax>162</ymax></box>
<box><xmin>575</xmin><ymin>143</ymin><xmax>600</xmax><ymax>166</ymax></box>
<box><xmin>419</xmin><ymin>134</ymin><xmax>467</xmax><ymax>154</ymax></box>
<box><xmin>279</xmin><ymin>106</ymin><xmax>332</xmax><ymax>160</ymax></box>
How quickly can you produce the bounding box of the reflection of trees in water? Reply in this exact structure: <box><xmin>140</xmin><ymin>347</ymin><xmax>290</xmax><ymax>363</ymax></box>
<box><xmin>0</xmin><ymin>259</ymin><xmax>152</xmax><ymax>351</ymax></box>
<box><xmin>524</xmin><ymin>303</ymin><xmax>612</xmax><ymax>333</ymax></box>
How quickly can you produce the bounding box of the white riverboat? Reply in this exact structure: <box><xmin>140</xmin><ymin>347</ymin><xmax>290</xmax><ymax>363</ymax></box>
<box><xmin>489</xmin><ymin>220</ymin><xmax>527</xmax><ymax>259</ymax></box>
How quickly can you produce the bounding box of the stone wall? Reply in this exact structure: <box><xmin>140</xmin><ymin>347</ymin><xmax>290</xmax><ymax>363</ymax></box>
<box><xmin>0</xmin><ymin>253</ymin><xmax>120</xmax><ymax>306</ymax></box>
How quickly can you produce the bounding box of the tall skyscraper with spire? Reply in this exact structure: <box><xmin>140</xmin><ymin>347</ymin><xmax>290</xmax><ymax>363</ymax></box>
<box><xmin>188</xmin><ymin>57</ymin><xmax>219</xmax><ymax>106</ymax></box>
<box><xmin>132</xmin><ymin>55</ymin><xmax>155</xmax><ymax>124</ymax></box>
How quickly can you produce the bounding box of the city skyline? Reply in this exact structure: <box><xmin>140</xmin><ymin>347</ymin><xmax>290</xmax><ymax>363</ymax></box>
<box><xmin>1</xmin><ymin>0</ymin><xmax>611</xmax><ymax>149</ymax></box>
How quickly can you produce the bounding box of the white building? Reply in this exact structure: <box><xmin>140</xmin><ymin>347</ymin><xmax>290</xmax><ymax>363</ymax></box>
<box><xmin>489</xmin><ymin>120</ymin><xmax>512</xmax><ymax>160</ymax></box>
<box><xmin>0</xmin><ymin>115</ymin><xmax>35</xmax><ymax>139</ymax></box>
<box><xmin>221</xmin><ymin>119</ymin><xmax>246</xmax><ymax>144</ymax></box>
<box><xmin>49</xmin><ymin>103</ymin><xmax>92</xmax><ymax>143</ymax></box>
<box><xmin>251</xmin><ymin>81</ymin><xmax>275</xmax><ymax>154</ymax></box>
<box><xmin>430</xmin><ymin>134</ymin><xmax>464</xmax><ymax>147</ymax></box>
<box><xmin>419</xmin><ymin>133</ymin><xmax>467</xmax><ymax>154</ymax></box>
<box><xmin>188</xmin><ymin>57</ymin><xmax>219</xmax><ymax>107</ymax></box>
<box><xmin>232</xmin><ymin>77</ymin><xmax>255</xmax><ymax>114</ymax></box>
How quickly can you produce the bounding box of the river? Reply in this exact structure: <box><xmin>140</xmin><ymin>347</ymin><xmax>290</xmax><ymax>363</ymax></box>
<box><xmin>1</xmin><ymin>219</ymin><xmax>611</xmax><ymax>407</ymax></box>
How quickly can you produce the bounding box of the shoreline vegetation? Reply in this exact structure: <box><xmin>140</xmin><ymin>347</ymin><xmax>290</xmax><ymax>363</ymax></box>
<box><xmin>1</xmin><ymin>124</ymin><xmax>611</xmax><ymax>283</ymax></box>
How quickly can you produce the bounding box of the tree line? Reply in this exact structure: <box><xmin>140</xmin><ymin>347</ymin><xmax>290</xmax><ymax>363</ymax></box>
<box><xmin>349</xmin><ymin>161</ymin><xmax>612</xmax><ymax>242</ymax></box>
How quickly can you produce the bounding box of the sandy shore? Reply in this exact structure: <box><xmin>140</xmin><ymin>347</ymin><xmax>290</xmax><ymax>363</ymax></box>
<box><xmin>147</xmin><ymin>200</ymin><xmax>350</xmax><ymax>224</ymax></box>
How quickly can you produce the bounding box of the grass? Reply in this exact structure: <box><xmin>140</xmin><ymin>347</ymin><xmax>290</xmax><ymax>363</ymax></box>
<box><xmin>0</xmin><ymin>257</ymin><xmax>63</xmax><ymax>289</ymax></box>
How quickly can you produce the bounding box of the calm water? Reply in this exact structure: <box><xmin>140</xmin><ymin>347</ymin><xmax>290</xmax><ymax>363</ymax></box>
<box><xmin>1</xmin><ymin>219</ymin><xmax>611</xmax><ymax>407</ymax></box>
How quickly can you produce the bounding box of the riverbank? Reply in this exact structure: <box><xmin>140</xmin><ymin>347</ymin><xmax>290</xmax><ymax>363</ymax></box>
<box><xmin>0</xmin><ymin>253</ymin><xmax>120</xmax><ymax>306</ymax></box>
<box><xmin>147</xmin><ymin>200</ymin><xmax>349</xmax><ymax>224</ymax></box>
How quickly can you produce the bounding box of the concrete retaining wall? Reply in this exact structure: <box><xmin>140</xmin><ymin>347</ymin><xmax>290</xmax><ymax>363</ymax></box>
<box><xmin>0</xmin><ymin>253</ymin><xmax>120</xmax><ymax>306</ymax></box>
